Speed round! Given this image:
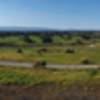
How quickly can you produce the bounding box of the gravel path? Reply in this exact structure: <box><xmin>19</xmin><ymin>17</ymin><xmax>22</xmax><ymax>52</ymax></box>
<box><xmin>0</xmin><ymin>61</ymin><xmax>99</xmax><ymax>69</ymax></box>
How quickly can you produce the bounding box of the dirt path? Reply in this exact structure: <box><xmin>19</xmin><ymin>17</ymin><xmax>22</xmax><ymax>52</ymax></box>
<box><xmin>0</xmin><ymin>85</ymin><xmax>100</xmax><ymax>100</ymax></box>
<box><xmin>0</xmin><ymin>60</ymin><xmax>99</xmax><ymax>69</ymax></box>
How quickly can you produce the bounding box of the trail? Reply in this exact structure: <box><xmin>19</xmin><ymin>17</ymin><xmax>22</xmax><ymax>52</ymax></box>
<box><xmin>0</xmin><ymin>60</ymin><xmax>99</xmax><ymax>69</ymax></box>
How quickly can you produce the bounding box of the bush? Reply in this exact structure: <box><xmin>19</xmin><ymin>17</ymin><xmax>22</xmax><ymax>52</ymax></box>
<box><xmin>37</xmin><ymin>48</ymin><xmax>48</xmax><ymax>54</ymax></box>
<box><xmin>33</xmin><ymin>61</ymin><xmax>47</xmax><ymax>69</ymax></box>
<box><xmin>17</xmin><ymin>49</ymin><xmax>23</xmax><ymax>53</ymax></box>
<box><xmin>42</xmin><ymin>36</ymin><xmax>52</xmax><ymax>43</ymax></box>
<box><xmin>81</xmin><ymin>59</ymin><xmax>92</xmax><ymax>65</ymax></box>
<box><xmin>69</xmin><ymin>42</ymin><xmax>77</xmax><ymax>46</ymax></box>
<box><xmin>41</xmin><ymin>61</ymin><xmax>47</xmax><ymax>67</ymax></box>
<box><xmin>65</xmin><ymin>48</ymin><xmax>75</xmax><ymax>54</ymax></box>
<box><xmin>69</xmin><ymin>39</ymin><xmax>84</xmax><ymax>46</ymax></box>
<box><xmin>76</xmin><ymin>39</ymin><xmax>84</xmax><ymax>45</ymax></box>
<box><xmin>23</xmin><ymin>35</ymin><xmax>33</xmax><ymax>43</ymax></box>
<box><xmin>89</xmin><ymin>69</ymin><xmax>98</xmax><ymax>77</ymax></box>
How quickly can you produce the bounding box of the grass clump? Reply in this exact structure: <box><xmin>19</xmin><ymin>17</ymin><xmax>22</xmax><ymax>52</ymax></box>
<box><xmin>89</xmin><ymin>69</ymin><xmax>98</xmax><ymax>77</ymax></box>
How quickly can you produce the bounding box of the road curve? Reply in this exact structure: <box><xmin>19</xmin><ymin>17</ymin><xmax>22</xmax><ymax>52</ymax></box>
<box><xmin>0</xmin><ymin>61</ymin><xmax>99</xmax><ymax>69</ymax></box>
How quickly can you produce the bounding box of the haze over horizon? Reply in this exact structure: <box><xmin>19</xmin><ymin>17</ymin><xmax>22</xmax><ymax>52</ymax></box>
<box><xmin>0</xmin><ymin>0</ymin><xmax>100</xmax><ymax>30</ymax></box>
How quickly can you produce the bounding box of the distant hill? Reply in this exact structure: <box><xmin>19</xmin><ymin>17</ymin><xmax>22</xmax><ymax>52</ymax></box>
<box><xmin>0</xmin><ymin>27</ymin><xmax>99</xmax><ymax>32</ymax></box>
<box><xmin>0</xmin><ymin>27</ymin><xmax>57</xmax><ymax>32</ymax></box>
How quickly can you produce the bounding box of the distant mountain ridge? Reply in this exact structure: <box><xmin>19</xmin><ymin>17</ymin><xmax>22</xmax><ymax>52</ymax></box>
<box><xmin>0</xmin><ymin>27</ymin><xmax>57</xmax><ymax>32</ymax></box>
<box><xmin>0</xmin><ymin>27</ymin><xmax>99</xmax><ymax>32</ymax></box>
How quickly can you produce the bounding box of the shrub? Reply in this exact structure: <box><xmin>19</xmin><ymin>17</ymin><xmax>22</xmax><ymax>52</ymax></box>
<box><xmin>41</xmin><ymin>61</ymin><xmax>47</xmax><ymax>67</ymax></box>
<box><xmin>81</xmin><ymin>59</ymin><xmax>92</xmax><ymax>65</ymax></box>
<box><xmin>69</xmin><ymin>39</ymin><xmax>84</xmax><ymax>46</ymax></box>
<box><xmin>42</xmin><ymin>36</ymin><xmax>52</xmax><ymax>43</ymax></box>
<box><xmin>33</xmin><ymin>61</ymin><xmax>47</xmax><ymax>69</ymax></box>
<box><xmin>89</xmin><ymin>69</ymin><xmax>98</xmax><ymax>77</ymax></box>
<box><xmin>65</xmin><ymin>48</ymin><xmax>75</xmax><ymax>54</ymax></box>
<box><xmin>37</xmin><ymin>48</ymin><xmax>48</xmax><ymax>54</ymax></box>
<box><xmin>17</xmin><ymin>49</ymin><xmax>23</xmax><ymax>53</ymax></box>
<box><xmin>76</xmin><ymin>39</ymin><xmax>84</xmax><ymax>45</ymax></box>
<box><xmin>23</xmin><ymin>35</ymin><xmax>33</xmax><ymax>43</ymax></box>
<box><xmin>69</xmin><ymin>42</ymin><xmax>77</xmax><ymax>46</ymax></box>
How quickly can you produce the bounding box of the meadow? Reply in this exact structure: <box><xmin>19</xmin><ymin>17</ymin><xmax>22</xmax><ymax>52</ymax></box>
<box><xmin>0</xmin><ymin>32</ymin><xmax>99</xmax><ymax>65</ymax></box>
<box><xmin>0</xmin><ymin>66</ymin><xmax>99</xmax><ymax>86</ymax></box>
<box><xmin>0</xmin><ymin>42</ymin><xmax>100</xmax><ymax>64</ymax></box>
<box><xmin>0</xmin><ymin>33</ymin><xmax>100</xmax><ymax>99</ymax></box>
<box><xmin>0</xmin><ymin>66</ymin><xmax>100</xmax><ymax>99</ymax></box>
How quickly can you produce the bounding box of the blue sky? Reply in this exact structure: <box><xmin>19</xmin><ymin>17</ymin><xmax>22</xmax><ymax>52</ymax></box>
<box><xmin>0</xmin><ymin>0</ymin><xmax>100</xmax><ymax>29</ymax></box>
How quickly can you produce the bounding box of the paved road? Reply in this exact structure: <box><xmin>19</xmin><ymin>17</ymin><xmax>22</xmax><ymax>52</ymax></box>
<box><xmin>0</xmin><ymin>60</ymin><xmax>99</xmax><ymax>69</ymax></box>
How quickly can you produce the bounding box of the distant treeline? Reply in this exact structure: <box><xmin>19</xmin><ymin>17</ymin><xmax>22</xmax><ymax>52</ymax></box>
<box><xmin>0</xmin><ymin>31</ymin><xmax>99</xmax><ymax>47</ymax></box>
<box><xmin>0</xmin><ymin>31</ymin><xmax>100</xmax><ymax>36</ymax></box>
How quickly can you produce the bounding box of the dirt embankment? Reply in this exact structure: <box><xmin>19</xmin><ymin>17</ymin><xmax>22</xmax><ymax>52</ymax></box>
<box><xmin>0</xmin><ymin>85</ymin><xmax>100</xmax><ymax>100</ymax></box>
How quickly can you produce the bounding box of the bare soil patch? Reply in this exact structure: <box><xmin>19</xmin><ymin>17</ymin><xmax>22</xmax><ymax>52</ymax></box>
<box><xmin>0</xmin><ymin>85</ymin><xmax>100</xmax><ymax>100</ymax></box>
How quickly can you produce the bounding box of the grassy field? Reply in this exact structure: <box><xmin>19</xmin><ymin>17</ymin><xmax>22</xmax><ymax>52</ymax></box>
<box><xmin>0</xmin><ymin>66</ymin><xmax>99</xmax><ymax>87</ymax></box>
<box><xmin>0</xmin><ymin>42</ymin><xmax>100</xmax><ymax>64</ymax></box>
<box><xmin>0</xmin><ymin>34</ymin><xmax>100</xmax><ymax>64</ymax></box>
<box><xmin>0</xmin><ymin>67</ymin><xmax>100</xmax><ymax>99</ymax></box>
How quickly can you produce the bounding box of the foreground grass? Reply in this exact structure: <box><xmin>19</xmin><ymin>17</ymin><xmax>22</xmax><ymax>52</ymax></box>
<box><xmin>0</xmin><ymin>67</ymin><xmax>100</xmax><ymax>87</ymax></box>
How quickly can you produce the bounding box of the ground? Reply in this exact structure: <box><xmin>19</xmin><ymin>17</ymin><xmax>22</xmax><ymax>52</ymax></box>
<box><xmin>0</xmin><ymin>67</ymin><xmax>99</xmax><ymax>99</ymax></box>
<box><xmin>0</xmin><ymin>85</ymin><xmax>100</xmax><ymax>100</ymax></box>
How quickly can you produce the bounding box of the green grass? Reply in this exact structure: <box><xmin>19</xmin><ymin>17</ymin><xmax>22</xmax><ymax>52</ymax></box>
<box><xmin>0</xmin><ymin>36</ymin><xmax>26</xmax><ymax>45</ymax></box>
<box><xmin>0</xmin><ymin>35</ymin><xmax>100</xmax><ymax>64</ymax></box>
<box><xmin>0</xmin><ymin>43</ymin><xmax>100</xmax><ymax>64</ymax></box>
<box><xmin>0</xmin><ymin>67</ymin><xmax>100</xmax><ymax>86</ymax></box>
<box><xmin>52</xmin><ymin>35</ymin><xmax>65</xmax><ymax>43</ymax></box>
<box><xmin>30</xmin><ymin>35</ymin><xmax>42</xmax><ymax>44</ymax></box>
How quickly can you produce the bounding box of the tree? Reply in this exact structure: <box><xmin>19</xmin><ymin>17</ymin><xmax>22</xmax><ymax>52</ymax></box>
<box><xmin>42</xmin><ymin>36</ymin><xmax>52</xmax><ymax>43</ymax></box>
<box><xmin>23</xmin><ymin>35</ymin><xmax>33</xmax><ymax>43</ymax></box>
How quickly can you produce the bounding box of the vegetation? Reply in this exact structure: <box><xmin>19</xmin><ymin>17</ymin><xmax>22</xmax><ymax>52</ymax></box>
<box><xmin>65</xmin><ymin>48</ymin><xmax>75</xmax><ymax>54</ymax></box>
<box><xmin>0</xmin><ymin>67</ymin><xmax>100</xmax><ymax>86</ymax></box>
<box><xmin>0</xmin><ymin>32</ymin><xmax>99</xmax><ymax>99</ymax></box>
<box><xmin>0</xmin><ymin>31</ymin><xmax>100</xmax><ymax>45</ymax></box>
<box><xmin>81</xmin><ymin>58</ymin><xmax>93</xmax><ymax>65</ymax></box>
<box><xmin>0</xmin><ymin>31</ymin><xmax>99</xmax><ymax>64</ymax></box>
<box><xmin>0</xmin><ymin>43</ymin><xmax>99</xmax><ymax>64</ymax></box>
<box><xmin>33</xmin><ymin>61</ymin><xmax>47</xmax><ymax>69</ymax></box>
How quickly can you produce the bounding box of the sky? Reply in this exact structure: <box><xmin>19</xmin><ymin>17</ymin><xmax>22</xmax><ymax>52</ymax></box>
<box><xmin>0</xmin><ymin>0</ymin><xmax>100</xmax><ymax>29</ymax></box>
